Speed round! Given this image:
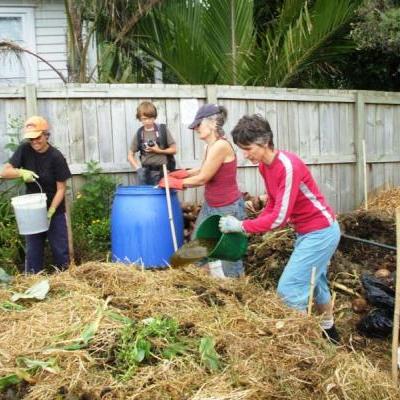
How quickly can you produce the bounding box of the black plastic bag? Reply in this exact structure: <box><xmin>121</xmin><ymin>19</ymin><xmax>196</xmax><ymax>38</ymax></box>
<box><xmin>361</xmin><ymin>274</ymin><xmax>395</xmax><ymax>311</ymax></box>
<box><xmin>356</xmin><ymin>308</ymin><xmax>393</xmax><ymax>338</ymax></box>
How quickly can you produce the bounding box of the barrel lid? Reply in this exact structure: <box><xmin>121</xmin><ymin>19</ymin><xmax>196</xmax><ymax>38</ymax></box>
<box><xmin>115</xmin><ymin>185</ymin><xmax>173</xmax><ymax>196</ymax></box>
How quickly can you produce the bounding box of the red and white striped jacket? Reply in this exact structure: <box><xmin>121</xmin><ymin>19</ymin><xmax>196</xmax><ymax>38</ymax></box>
<box><xmin>242</xmin><ymin>150</ymin><xmax>335</xmax><ymax>234</ymax></box>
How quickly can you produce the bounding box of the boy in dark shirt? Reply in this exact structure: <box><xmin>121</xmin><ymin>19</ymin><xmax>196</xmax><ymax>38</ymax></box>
<box><xmin>128</xmin><ymin>101</ymin><xmax>177</xmax><ymax>185</ymax></box>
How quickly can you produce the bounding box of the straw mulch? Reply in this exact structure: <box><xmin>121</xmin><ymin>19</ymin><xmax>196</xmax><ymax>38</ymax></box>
<box><xmin>1</xmin><ymin>263</ymin><xmax>399</xmax><ymax>400</ymax></box>
<box><xmin>363</xmin><ymin>186</ymin><xmax>400</xmax><ymax>216</ymax></box>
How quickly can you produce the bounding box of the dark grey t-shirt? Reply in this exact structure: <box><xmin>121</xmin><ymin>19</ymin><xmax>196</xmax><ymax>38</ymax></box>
<box><xmin>130</xmin><ymin>125</ymin><xmax>175</xmax><ymax>167</ymax></box>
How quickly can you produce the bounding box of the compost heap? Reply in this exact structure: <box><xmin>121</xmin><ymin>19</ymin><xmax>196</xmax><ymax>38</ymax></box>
<box><xmin>0</xmin><ymin>263</ymin><xmax>399</xmax><ymax>400</ymax></box>
<box><xmin>244</xmin><ymin>188</ymin><xmax>399</xmax><ymax>346</ymax></box>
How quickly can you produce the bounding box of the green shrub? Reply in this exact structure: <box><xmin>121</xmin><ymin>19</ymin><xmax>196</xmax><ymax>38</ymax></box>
<box><xmin>0</xmin><ymin>182</ymin><xmax>24</xmax><ymax>274</ymax></box>
<box><xmin>71</xmin><ymin>161</ymin><xmax>117</xmax><ymax>262</ymax></box>
<box><xmin>87</xmin><ymin>217</ymin><xmax>111</xmax><ymax>254</ymax></box>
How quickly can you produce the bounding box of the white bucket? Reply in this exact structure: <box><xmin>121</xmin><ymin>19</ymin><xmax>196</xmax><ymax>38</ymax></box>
<box><xmin>11</xmin><ymin>193</ymin><xmax>49</xmax><ymax>235</ymax></box>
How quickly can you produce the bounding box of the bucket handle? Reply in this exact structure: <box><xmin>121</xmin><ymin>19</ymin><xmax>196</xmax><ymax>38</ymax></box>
<box><xmin>33</xmin><ymin>180</ymin><xmax>44</xmax><ymax>193</ymax></box>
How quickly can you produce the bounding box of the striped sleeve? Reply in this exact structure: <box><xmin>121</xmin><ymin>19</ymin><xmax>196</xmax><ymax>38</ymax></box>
<box><xmin>242</xmin><ymin>153</ymin><xmax>299</xmax><ymax>234</ymax></box>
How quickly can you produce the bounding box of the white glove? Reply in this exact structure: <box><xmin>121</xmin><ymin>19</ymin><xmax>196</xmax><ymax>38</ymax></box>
<box><xmin>219</xmin><ymin>215</ymin><xmax>243</xmax><ymax>233</ymax></box>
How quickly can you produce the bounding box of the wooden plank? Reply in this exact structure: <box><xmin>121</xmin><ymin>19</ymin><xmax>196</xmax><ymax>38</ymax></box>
<box><xmin>124</xmin><ymin>99</ymin><xmax>140</xmax><ymax>168</ymax></box>
<box><xmin>320</xmin><ymin>164</ymin><xmax>338</xmax><ymax>211</ymax></box>
<box><xmin>247</xmin><ymin>99</ymin><xmax>266</xmax><ymax>116</ymax></box>
<box><xmin>152</xmin><ymin>99</ymin><xmax>167</xmax><ymax>124</ymax></box>
<box><xmin>338</xmin><ymin>164</ymin><xmax>355</xmax><ymax>212</ymax></box>
<box><xmin>24</xmin><ymin>84</ymin><xmax>38</xmax><ymax>116</ymax></box>
<box><xmin>394</xmin><ymin>107</ymin><xmax>400</xmax><ymax>166</ymax></box>
<box><xmin>339</xmin><ymin>103</ymin><xmax>354</xmax><ymax>156</ymax></box>
<box><xmin>383</xmin><ymin>105</ymin><xmax>394</xmax><ymax>156</ymax></box>
<box><xmin>298</xmin><ymin>102</ymin><xmax>319</xmax><ymax>159</ymax></box>
<box><xmin>354</xmin><ymin>92</ymin><xmax>365</xmax><ymax>207</ymax></box>
<box><xmin>217</xmin><ymin>87</ymin><xmax>355</xmax><ymax>103</ymax></box>
<box><xmin>38</xmin><ymin>99</ymin><xmax>70</xmax><ymax>161</ymax></box>
<box><xmin>165</xmin><ymin>99</ymin><xmax>181</xmax><ymax>167</ymax></box>
<box><xmin>36</xmin><ymin>85</ymin><xmax>206</xmax><ymax>99</ymax></box>
<box><xmin>81</xmin><ymin>99</ymin><xmax>99</xmax><ymax>162</ymax></box>
<box><xmin>265</xmin><ymin>100</ymin><xmax>278</xmax><ymax>142</ymax></box>
<box><xmin>223</xmin><ymin>99</ymin><xmax>247</xmax><ymax>165</ymax></box>
<box><xmin>364</xmin><ymin>94</ymin><xmax>400</xmax><ymax>105</ymax></box>
<box><xmin>110</xmin><ymin>99</ymin><xmax>128</xmax><ymax>164</ymax></box>
<box><xmin>370</xmin><ymin>164</ymin><xmax>386</xmax><ymax>193</ymax></box>
<box><xmin>206</xmin><ymin>85</ymin><xmax>217</xmax><ymax>104</ymax></box>
<box><xmin>319</xmin><ymin>103</ymin><xmax>339</xmax><ymax>156</ymax></box>
<box><xmin>276</xmin><ymin>101</ymin><xmax>289</xmax><ymax>149</ymax></box>
<box><xmin>69</xmin><ymin>162</ymin><xmax>131</xmax><ymax>175</ymax></box>
<box><xmin>0</xmin><ymin>87</ymin><xmax>25</xmax><ymax>97</ymax></box>
<box><xmin>287</xmin><ymin>101</ymin><xmax>300</xmax><ymax>153</ymax></box>
<box><xmin>374</xmin><ymin>105</ymin><xmax>385</xmax><ymax>158</ymax></box>
<box><xmin>96</xmin><ymin>99</ymin><xmax>113</xmax><ymax>163</ymax></box>
<box><xmin>0</xmin><ymin>100</ymin><xmax>8</xmax><ymax>164</ymax></box>
<box><xmin>66</xmin><ymin>99</ymin><xmax>84</xmax><ymax>164</ymax></box>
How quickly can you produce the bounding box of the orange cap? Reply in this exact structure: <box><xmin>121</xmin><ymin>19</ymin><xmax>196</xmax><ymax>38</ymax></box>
<box><xmin>23</xmin><ymin>116</ymin><xmax>49</xmax><ymax>139</ymax></box>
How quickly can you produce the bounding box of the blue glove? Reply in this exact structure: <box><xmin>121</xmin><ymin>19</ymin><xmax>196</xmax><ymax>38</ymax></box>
<box><xmin>219</xmin><ymin>215</ymin><xmax>244</xmax><ymax>233</ymax></box>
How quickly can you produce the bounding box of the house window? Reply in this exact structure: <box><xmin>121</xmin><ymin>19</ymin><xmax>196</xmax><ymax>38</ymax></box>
<box><xmin>0</xmin><ymin>7</ymin><xmax>37</xmax><ymax>84</ymax></box>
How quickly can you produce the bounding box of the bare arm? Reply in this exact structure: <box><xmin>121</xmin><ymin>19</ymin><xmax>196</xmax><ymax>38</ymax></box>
<box><xmin>128</xmin><ymin>150</ymin><xmax>141</xmax><ymax>170</ymax></box>
<box><xmin>182</xmin><ymin>141</ymin><xmax>233</xmax><ymax>187</ymax></box>
<box><xmin>0</xmin><ymin>163</ymin><xmax>21</xmax><ymax>179</ymax></box>
<box><xmin>50</xmin><ymin>181</ymin><xmax>67</xmax><ymax>211</ymax></box>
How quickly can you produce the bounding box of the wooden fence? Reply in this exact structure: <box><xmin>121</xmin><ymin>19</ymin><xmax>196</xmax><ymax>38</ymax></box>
<box><xmin>1</xmin><ymin>83</ymin><xmax>400</xmax><ymax>213</ymax></box>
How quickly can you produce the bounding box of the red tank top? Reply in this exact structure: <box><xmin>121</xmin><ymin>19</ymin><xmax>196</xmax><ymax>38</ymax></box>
<box><xmin>204</xmin><ymin>142</ymin><xmax>241</xmax><ymax>207</ymax></box>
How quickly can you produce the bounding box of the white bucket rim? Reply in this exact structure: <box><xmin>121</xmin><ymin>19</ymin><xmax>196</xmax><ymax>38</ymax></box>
<box><xmin>11</xmin><ymin>193</ymin><xmax>47</xmax><ymax>206</ymax></box>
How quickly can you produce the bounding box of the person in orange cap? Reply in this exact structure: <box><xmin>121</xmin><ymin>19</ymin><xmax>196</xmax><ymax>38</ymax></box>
<box><xmin>0</xmin><ymin>115</ymin><xmax>72</xmax><ymax>273</ymax></box>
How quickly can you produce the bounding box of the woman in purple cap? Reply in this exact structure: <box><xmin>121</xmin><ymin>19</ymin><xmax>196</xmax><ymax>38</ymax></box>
<box><xmin>159</xmin><ymin>104</ymin><xmax>245</xmax><ymax>278</ymax></box>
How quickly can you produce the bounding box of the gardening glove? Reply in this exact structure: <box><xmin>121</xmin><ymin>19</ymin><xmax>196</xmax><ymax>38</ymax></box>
<box><xmin>47</xmin><ymin>207</ymin><xmax>56</xmax><ymax>220</ymax></box>
<box><xmin>219</xmin><ymin>215</ymin><xmax>244</xmax><ymax>233</ymax></box>
<box><xmin>168</xmin><ymin>169</ymin><xmax>189</xmax><ymax>179</ymax></box>
<box><xmin>158</xmin><ymin>176</ymin><xmax>184</xmax><ymax>190</ymax></box>
<box><xmin>18</xmin><ymin>168</ymin><xmax>38</xmax><ymax>183</ymax></box>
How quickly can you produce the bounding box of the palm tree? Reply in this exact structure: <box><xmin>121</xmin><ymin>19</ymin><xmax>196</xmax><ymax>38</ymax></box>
<box><xmin>64</xmin><ymin>0</ymin><xmax>163</xmax><ymax>82</ymax></box>
<box><xmin>135</xmin><ymin>0</ymin><xmax>362</xmax><ymax>87</ymax></box>
<box><xmin>137</xmin><ymin>0</ymin><xmax>255</xmax><ymax>84</ymax></box>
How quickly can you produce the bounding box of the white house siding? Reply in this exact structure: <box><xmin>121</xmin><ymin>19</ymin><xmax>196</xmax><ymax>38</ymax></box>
<box><xmin>34</xmin><ymin>0</ymin><xmax>68</xmax><ymax>83</ymax></box>
<box><xmin>0</xmin><ymin>0</ymin><xmax>67</xmax><ymax>84</ymax></box>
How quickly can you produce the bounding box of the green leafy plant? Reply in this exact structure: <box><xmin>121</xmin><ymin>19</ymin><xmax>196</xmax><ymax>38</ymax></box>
<box><xmin>71</xmin><ymin>161</ymin><xmax>117</xmax><ymax>261</ymax></box>
<box><xmin>87</xmin><ymin>217</ymin><xmax>111</xmax><ymax>253</ymax></box>
<box><xmin>114</xmin><ymin>316</ymin><xmax>222</xmax><ymax>380</ymax></box>
<box><xmin>0</xmin><ymin>116</ymin><xmax>25</xmax><ymax>273</ymax></box>
<box><xmin>199</xmin><ymin>336</ymin><xmax>220</xmax><ymax>371</ymax></box>
<box><xmin>114</xmin><ymin>316</ymin><xmax>186</xmax><ymax>380</ymax></box>
<box><xmin>0</xmin><ymin>181</ymin><xmax>23</xmax><ymax>275</ymax></box>
<box><xmin>5</xmin><ymin>116</ymin><xmax>23</xmax><ymax>152</ymax></box>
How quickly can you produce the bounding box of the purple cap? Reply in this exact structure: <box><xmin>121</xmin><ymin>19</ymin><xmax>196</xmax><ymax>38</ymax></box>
<box><xmin>188</xmin><ymin>103</ymin><xmax>220</xmax><ymax>129</ymax></box>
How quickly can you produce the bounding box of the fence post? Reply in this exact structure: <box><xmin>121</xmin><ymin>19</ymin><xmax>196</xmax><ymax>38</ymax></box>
<box><xmin>206</xmin><ymin>85</ymin><xmax>217</xmax><ymax>104</ymax></box>
<box><xmin>25</xmin><ymin>84</ymin><xmax>38</xmax><ymax>116</ymax></box>
<box><xmin>354</xmin><ymin>92</ymin><xmax>366</xmax><ymax>208</ymax></box>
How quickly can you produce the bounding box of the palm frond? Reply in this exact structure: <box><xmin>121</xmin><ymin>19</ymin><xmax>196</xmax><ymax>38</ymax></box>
<box><xmin>250</xmin><ymin>0</ymin><xmax>363</xmax><ymax>86</ymax></box>
<box><xmin>202</xmin><ymin>0</ymin><xmax>255</xmax><ymax>84</ymax></box>
<box><xmin>137</xmin><ymin>1</ymin><xmax>216</xmax><ymax>84</ymax></box>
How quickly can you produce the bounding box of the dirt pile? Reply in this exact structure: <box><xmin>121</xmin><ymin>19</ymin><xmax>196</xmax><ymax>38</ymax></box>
<box><xmin>0</xmin><ymin>263</ymin><xmax>398</xmax><ymax>399</ymax></box>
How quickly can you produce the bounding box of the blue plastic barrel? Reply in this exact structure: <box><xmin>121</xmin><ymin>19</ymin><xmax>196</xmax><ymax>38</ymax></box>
<box><xmin>111</xmin><ymin>185</ymin><xmax>184</xmax><ymax>268</ymax></box>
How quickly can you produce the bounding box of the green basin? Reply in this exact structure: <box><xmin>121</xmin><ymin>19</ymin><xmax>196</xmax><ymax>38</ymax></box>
<box><xmin>195</xmin><ymin>214</ymin><xmax>248</xmax><ymax>261</ymax></box>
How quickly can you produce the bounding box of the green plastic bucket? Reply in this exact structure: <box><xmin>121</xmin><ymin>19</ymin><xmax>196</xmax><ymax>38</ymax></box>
<box><xmin>195</xmin><ymin>214</ymin><xmax>248</xmax><ymax>261</ymax></box>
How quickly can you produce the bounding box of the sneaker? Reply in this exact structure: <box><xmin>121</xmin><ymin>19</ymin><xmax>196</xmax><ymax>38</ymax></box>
<box><xmin>322</xmin><ymin>325</ymin><xmax>341</xmax><ymax>345</ymax></box>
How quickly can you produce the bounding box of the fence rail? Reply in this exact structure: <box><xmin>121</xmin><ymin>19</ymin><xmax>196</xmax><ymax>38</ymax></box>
<box><xmin>1</xmin><ymin>83</ymin><xmax>400</xmax><ymax>212</ymax></box>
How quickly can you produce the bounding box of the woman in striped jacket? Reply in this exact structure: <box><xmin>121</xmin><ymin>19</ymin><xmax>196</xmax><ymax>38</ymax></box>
<box><xmin>219</xmin><ymin>114</ymin><xmax>341</xmax><ymax>344</ymax></box>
